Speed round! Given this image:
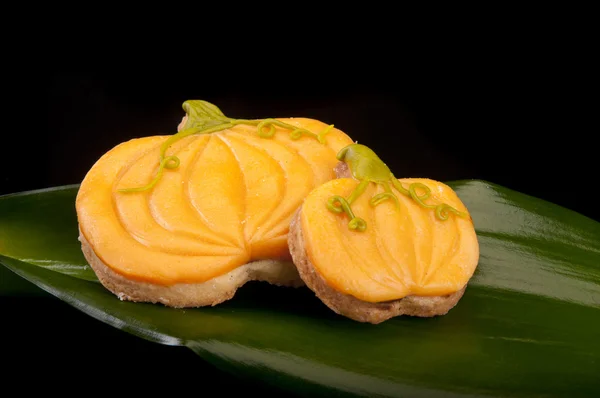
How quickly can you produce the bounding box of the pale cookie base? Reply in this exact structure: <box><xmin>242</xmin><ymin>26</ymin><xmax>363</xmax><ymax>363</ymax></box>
<box><xmin>333</xmin><ymin>161</ymin><xmax>351</xmax><ymax>179</ymax></box>
<box><xmin>288</xmin><ymin>209</ymin><xmax>466</xmax><ymax>324</ymax></box>
<box><xmin>79</xmin><ymin>230</ymin><xmax>304</xmax><ymax>308</ymax></box>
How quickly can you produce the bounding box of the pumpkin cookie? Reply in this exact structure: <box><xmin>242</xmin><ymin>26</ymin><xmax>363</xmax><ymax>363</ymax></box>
<box><xmin>288</xmin><ymin>144</ymin><xmax>480</xmax><ymax>323</ymax></box>
<box><xmin>76</xmin><ymin>100</ymin><xmax>354</xmax><ymax>307</ymax></box>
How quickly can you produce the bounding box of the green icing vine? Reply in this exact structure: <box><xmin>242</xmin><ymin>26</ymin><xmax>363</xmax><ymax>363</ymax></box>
<box><xmin>327</xmin><ymin>144</ymin><xmax>468</xmax><ymax>232</ymax></box>
<box><xmin>118</xmin><ymin>100</ymin><xmax>333</xmax><ymax>193</ymax></box>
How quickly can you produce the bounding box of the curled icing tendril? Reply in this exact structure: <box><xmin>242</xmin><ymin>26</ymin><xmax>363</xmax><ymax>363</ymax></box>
<box><xmin>326</xmin><ymin>196</ymin><xmax>367</xmax><ymax>232</ymax></box>
<box><xmin>117</xmin><ymin>100</ymin><xmax>332</xmax><ymax>193</ymax></box>
<box><xmin>393</xmin><ymin>178</ymin><xmax>468</xmax><ymax>219</ymax></box>
<box><xmin>118</xmin><ymin>155</ymin><xmax>180</xmax><ymax>193</ymax></box>
<box><xmin>326</xmin><ymin>143</ymin><xmax>468</xmax><ymax>232</ymax></box>
<box><xmin>408</xmin><ymin>182</ymin><xmax>435</xmax><ymax>209</ymax></box>
<box><xmin>257</xmin><ymin>118</ymin><xmax>334</xmax><ymax>143</ymax></box>
<box><xmin>325</xmin><ymin>180</ymin><xmax>368</xmax><ymax>232</ymax></box>
<box><xmin>436</xmin><ymin>204</ymin><xmax>466</xmax><ymax>221</ymax></box>
<box><xmin>370</xmin><ymin>182</ymin><xmax>399</xmax><ymax>207</ymax></box>
<box><xmin>370</xmin><ymin>192</ymin><xmax>399</xmax><ymax>207</ymax></box>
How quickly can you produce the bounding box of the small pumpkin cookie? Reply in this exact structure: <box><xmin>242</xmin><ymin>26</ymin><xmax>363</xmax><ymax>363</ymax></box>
<box><xmin>288</xmin><ymin>144</ymin><xmax>480</xmax><ymax>324</ymax></box>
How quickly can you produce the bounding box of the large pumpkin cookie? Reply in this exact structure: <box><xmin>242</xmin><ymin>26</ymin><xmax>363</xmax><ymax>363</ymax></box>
<box><xmin>76</xmin><ymin>100</ymin><xmax>354</xmax><ymax>307</ymax></box>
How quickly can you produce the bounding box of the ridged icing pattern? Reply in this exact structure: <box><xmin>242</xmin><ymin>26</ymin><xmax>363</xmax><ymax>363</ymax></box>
<box><xmin>76</xmin><ymin>120</ymin><xmax>353</xmax><ymax>285</ymax></box>
<box><xmin>300</xmin><ymin>178</ymin><xmax>479</xmax><ymax>302</ymax></box>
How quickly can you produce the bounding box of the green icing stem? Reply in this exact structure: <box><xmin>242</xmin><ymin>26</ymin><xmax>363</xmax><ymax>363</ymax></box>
<box><xmin>117</xmin><ymin>100</ymin><xmax>333</xmax><ymax>193</ymax></box>
<box><xmin>328</xmin><ymin>144</ymin><xmax>468</xmax><ymax>231</ymax></box>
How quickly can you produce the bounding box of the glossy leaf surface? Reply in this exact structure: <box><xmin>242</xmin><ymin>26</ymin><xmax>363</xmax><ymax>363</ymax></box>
<box><xmin>1</xmin><ymin>181</ymin><xmax>599</xmax><ymax>397</ymax></box>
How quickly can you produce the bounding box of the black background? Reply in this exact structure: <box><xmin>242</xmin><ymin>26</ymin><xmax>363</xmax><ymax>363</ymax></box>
<box><xmin>3</xmin><ymin>71</ymin><xmax>594</xmax><ymax>220</ymax></box>
<box><xmin>2</xmin><ymin>52</ymin><xmax>593</xmax><ymax>395</ymax></box>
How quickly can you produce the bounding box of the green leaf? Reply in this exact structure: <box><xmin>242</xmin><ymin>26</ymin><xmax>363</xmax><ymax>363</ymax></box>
<box><xmin>0</xmin><ymin>186</ymin><xmax>97</xmax><ymax>281</ymax></box>
<box><xmin>1</xmin><ymin>181</ymin><xmax>599</xmax><ymax>397</ymax></box>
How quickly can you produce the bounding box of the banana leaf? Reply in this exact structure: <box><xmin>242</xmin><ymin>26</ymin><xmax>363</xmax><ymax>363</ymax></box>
<box><xmin>1</xmin><ymin>181</ymin><xmax>599</xmax><ymax>397</ymax></box>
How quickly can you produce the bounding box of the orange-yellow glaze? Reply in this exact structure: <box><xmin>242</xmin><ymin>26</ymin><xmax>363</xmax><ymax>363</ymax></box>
<box><xmin>300</xmin><ymin>178</ymin><xmax>479</xmax><ymax>303</ymax></box>
<box><xmin>76</xmin><ymin>118</ymin><xmax>353</xmax><ymax>285</ymax></box>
